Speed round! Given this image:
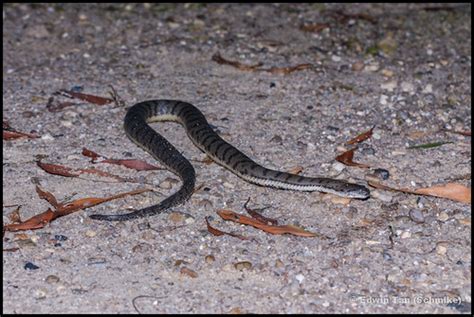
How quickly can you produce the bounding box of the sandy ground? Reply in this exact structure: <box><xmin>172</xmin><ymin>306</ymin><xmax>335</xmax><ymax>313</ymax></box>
<box><xmin>3</xmin><ymin>3</ymin><xmax>471</xmax><ymax>314</ymax></box>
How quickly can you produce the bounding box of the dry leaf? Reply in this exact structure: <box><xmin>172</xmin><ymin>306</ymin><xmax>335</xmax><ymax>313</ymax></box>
<box><xmin>205</xmin><ymin>216</ymin><xmax>249</xmax><ymax>240</ymax></box>
<box><xmin>263</xmin><ymin>64</ymin><xmax>313</xmax><ymax>75</ymax></box>
<box><xmin>243</xmin><ymin>197</ymin><xmax>277</xmax><ymax>225</ymax></box>
<box><xmin>37</xmin><ymin>159</ymin><xmax>129</xmax><ymax>181</ymax></box>
<box><xmin>212</xmin><ymin>52</ymin><xmax>262</xmax><ymax>71</ymax></box>
<box><xmin>3</xmin><ymin>121</ymin><xmax>40</xmax><ymax>140</ymax></box>
<box><xmin>212</xmin><ymin>52</ymin><xmax>313</xmax><ymax>75</ymax></box>
<box><xmin>335</xmin><ymin>148</ymin><xmax>370</xmax><ymax>168</ymax></box>
<box><xmin>82</xmin><ymin>147</ymin><xmax>162</xmax><ymax>171</ymax></box>
<box><xmin>346</xmin><ymin>126</ymin><xmax>375</xmax><ymax>145</ymax></box>
<box><xmin>3</xmin><ymin>187</ymin><xmax>151</xmax><ymax>232</ymax></box>
<box><xmin>55</xmin><ymin>89</ymin><xmax>113</xmax><ymax>105</ymax></box>
<box><xmin>444</xmin><ymin>129</ymin><xmax>471</xmax><ymax>136</ymax></box>
<box><xmin>415</xmin><ymin>183</ymin><xmax>471</xmax><ymax>204</ymax></box>
<box><xmin>217</xmin><ymin>209</ymin><xmax>317</xmax><ymax>237</ymax></box>
<box><xmin>35</xmin><ymin>186</ymin><xmax>60</xmax><ymax>208</ymax></box>
<box><xmin>37</xmin><ymin>160</ymin><xmax>80</xmax><ymax>177</ymax></box>
<box><xmin>368</xmin><ymin>181</ymin><xmax>471</xmax><ymax>204</ymax></box>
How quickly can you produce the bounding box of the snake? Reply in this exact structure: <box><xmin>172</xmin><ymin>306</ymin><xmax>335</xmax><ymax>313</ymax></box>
<box><xmin>89</xmin><ymin>100</ymin><xmax>370</xmax><ymax>221</ymax></box>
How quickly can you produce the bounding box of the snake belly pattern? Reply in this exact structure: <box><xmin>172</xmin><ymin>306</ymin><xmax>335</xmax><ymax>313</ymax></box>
<box><xmin>89</xmin><ymin>100</ymin><xmax>370</xmax><ymax>221</ymax></box>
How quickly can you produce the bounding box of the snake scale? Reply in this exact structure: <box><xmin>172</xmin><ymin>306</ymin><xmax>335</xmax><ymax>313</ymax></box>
<box><xmin>89</xmin><ymin>100</ymin><xmax>370</xmax><ymax>221</ymax></box>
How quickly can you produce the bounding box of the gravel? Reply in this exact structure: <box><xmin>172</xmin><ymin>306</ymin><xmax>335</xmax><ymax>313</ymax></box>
<box><xmin>3</xmin><ymin>3</ymin><xmax>471</xmax><ymax>314</ymax></box>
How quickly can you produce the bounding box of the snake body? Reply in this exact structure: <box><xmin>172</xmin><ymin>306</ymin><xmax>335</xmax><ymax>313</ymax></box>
<box><xmin>89</xmin><ymin>100</ymin><xmax>370</xmax><ymax>221</ymax></box>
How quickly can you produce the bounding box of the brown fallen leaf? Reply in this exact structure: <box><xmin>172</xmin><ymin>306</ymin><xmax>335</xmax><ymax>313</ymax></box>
<box><xmin>3</xmin><ymin>247</ymin><xmax>20</xmax><ymax>252</ymax></box>
<box><xmin>217</xmin><ymin>209</ymin><xmax>318</xmax><ymax>237</ymax></box>
<box><xmin>3</xmin><ymin>187</ymin><xmax>151</xmax><ymax>232</ymax></box>
<box><xmin>46</xmin><ymin>96</ymin><xmax>77</xmax><ymax>112</ymax></box>
<box><xmin>81</xmin><ymin>147</ymin><xmax>101</xmax><ymax>159</ymax></box>
<box><xmin>54</xmin><ymin>89</ymin><xmax>113</xmax><ymax>105</ymax></box>
<box><xmin>243</xmin><ymin>197</ymin><xmax>277</xmax><ymax>226</ymax></box>
<box><xmin>368</xmin><ymin>181</ymin><xmax>471</xmax><ymax>204</ymax></box>
<box><xmin>443</xmin><ymin>129</ymin><xmax>471</xmax><ymax>136</ymax></box>
<box><xmin>346</xmin><ymin>126</ymin><xmax>375</xmax><ymax>145</ymax></box>
<box><xmin>335</xmin><ymin>148</ymin><xmax>370</xmax><ymax>168</ymax></box>
<box><xmin>212</xmin><ymin>52</ymin><xmax>263</xmax><ymax>71</ymax></box>
<box><xmin>212</xmin><ymin>52</ymin><xmax>313</xmax><ymax>75</ymax></box>
<box><xmin>300</xmin><ymin>23</ymin><xmax>330</xmax><ymax>33</ymax></box>
<box><xmin>263</xmin><ymin>64</ymin><xmax>313</xmax><ymax>75</ymax></box>
<box><xmin>415</xmin><ymin>183</ymin><xmax>471</xmax><ymax>204</ymax></box>
<box><xmin>37</xmin><ymin>159</ymin><xmax>129</xmax><ymax>182</ymax></box>
<box><xmin>4</xmin><ymin>208</ymin><xmax>56</xmax><ymax>232</ymax></box>
<box><xmin>205</xmin><ymin>217</ymin><xmax>249</xmax><ymax>240</ymax></box>
<box><xmin>82</xmin><ymin>147</ymin><xmax>162</xmax><ymax>171</ymax></box>
<box><xmin>35</xmin><ymin>186</ymin><xmax>60</xmax><ymax>208</ymax></box>
<box><xmin>3</xmin><ymin>121</ymin><xmax>40</xmax><ymax>140</ymax></box>
<box><xmin>36</xmin><ymin>160</ymin><xmax>80</xmax><ymax>177</ymax></box>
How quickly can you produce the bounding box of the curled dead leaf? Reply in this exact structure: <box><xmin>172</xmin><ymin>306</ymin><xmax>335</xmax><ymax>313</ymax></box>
<box><xmin>335</xmin><ymin>148</ymin><xmax>370</xmax><ymax>168</ymax></box>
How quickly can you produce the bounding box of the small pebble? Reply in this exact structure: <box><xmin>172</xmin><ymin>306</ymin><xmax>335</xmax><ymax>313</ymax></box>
<box><xmin>380</xmin><ymin>94</ymin><xmax>389</xmax><ymax>105</ymax></box>
<box><xmin>373</xmin><ymin>168</ymin><xmax>390</xmax><ymax>180</ymax></box>
<box><xmin>409</xmin><ymin>209</ymin><xmax>425</xmax><ymax>223</ymax></box>
<box><xmin>366</xmin><ymin>240</ymin><xmax>381</xmax><ymax>245</ymax></box>
<box><xmin>365</xmin><ymin>63</ymin><xmax>380</xmax><ymax>72</ymax></box>
<box><xmin>205</xmin><ymin>255</ymin><xmax>215</xmax><ymax>264</ymax></box>
<box><xmin>371</xmin><ymin>190</ymin><xmax>393</xmax><ymax>202</ymax></box>
<box><xmin>168</xmin><ymin>212</ymin><xmax>184</xmax><ymax>223</ymax></box>
<box><xmin>436</xmin><ymin>244</ymin><xmax>447</xmax><ymax>255</ymax></box>
<box><xmin>234</xmin><ymin>261</ymin><xmax>252</xmax><ymax>270</ymax></box>
<box><xmin>24</xmin><ymin>262</ymin><xmax>40</xmax><ymax>270</ymax></box>
<box><xmin>275</xmin><ymin>259</ymin><xmax>285</xmax><ymax>268</ymax></box>
<box><xmin>45</xmin><ymin>275</ymin><xmax>60</xmax><ymax>284</ymax></box>
<box><xmin>87</xmin><ymin>257</ymin><xmax>107</xmax><ymax>266</ymax></box>
<box><xmin>223</xmin><ymin>182</ymin><xmax>235</xmax><ymax>189</ymax></box>
<box><xmin>180</xmin><ymin>267</ymin><xmax>198</xmax><ymax>278</ymax></box>
<box><xmin>34</xmin><ymin>288</ymin><xmax>47</xmax><ymax>299</ymax></box>
<box><xmin>197</xmin><ymin>199</ymin><xmax>213</xmax><ymax>209</ymax></box>
<box><xmin>331</xmin><ymin>162</ymin><xmax>346</xmax><ymax>173</ymax></box>
<box><xmin>401</xmin><ymin>81</ymin><xmax>415</xmax><ymax>93</ymax></box>
<box><xmin>381</xmin><ymin>69</ymin><xmax>394</xmax><ymax>77</ymax></box>
<box><xmin>295</xmin><ymin>274</ymin><xmax>305</xmax><ymax>284</ymax></box>
<box><xmin>400</xmin><ymin>231</ymin><xmax>411</xmax><ymax>239</ymax></box>
<box><xmin>381</xmin><ymin>80</ymin><xmax>398</xmax><ymax>91</ymax></box>
<box><xmin>383</xmin><ymin>251</ymin><xmax>392</xmax><ymax>261</ymax></box>
<box><xmin>437</xmin><ymin>212</ymin><xmax>449</xmax><ymax>222</ymax></box>
<box><xmin>352</xmin><ymin>61</ymin><xmax>364</xmax><ymax>71</ymax></box>
<box><xmin>85</xmin><ymin>230</ymin><xmax>97</xmax><ymax>238</ymax></box>
<box><xmin>422</xmin><ymin>84</ymin><xmax>433</xmax><ymax>94</ymax></box>
<box><xmin>54</xmin><ymin>235</ymin><xmax>68</xmax><ymax>241</ymax></box>
<box><xmin>41</xmin><ymin>133</ymin><xmax>55</xmax><ymax>141</ymax></box>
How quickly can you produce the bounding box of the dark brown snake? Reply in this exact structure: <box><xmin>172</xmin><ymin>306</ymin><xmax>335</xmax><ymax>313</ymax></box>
<box><xmin>89</xmin><ymin>100</ymin><xmax>370</xmax><ymax>221</ymax></box>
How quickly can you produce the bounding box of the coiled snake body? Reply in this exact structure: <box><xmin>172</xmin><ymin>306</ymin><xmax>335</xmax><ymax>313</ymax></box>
<box><xmin>90</xmin><ymin>100</ymin><xmax>370</xmax><ymax>221</ymax></box>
